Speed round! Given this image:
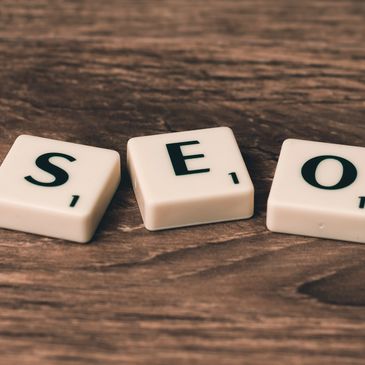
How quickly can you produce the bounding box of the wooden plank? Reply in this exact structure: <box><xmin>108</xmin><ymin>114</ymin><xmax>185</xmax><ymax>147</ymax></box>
<box><xmin>0</xmin><ymin>1</ymin><xmax>364</xmax><ymax>364</ymax></box>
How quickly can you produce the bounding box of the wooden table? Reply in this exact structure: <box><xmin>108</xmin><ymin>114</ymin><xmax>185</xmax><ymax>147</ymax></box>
<box><xmin>0</xmin><ymin>1</ymin><xmax>364</xmax><ymax>364</ymax></box>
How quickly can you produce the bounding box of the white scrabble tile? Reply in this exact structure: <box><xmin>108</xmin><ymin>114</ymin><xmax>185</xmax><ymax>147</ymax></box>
<box><xmin>0</xmin><ymin>135</ymin><xmax>120</xmax><ymax>243</ymax></box>
<box><xmin>127</xmin><ymin>127</ymin><xmax>254</xmax><ymax>230</ymax></box>
<box><xmin>267</xmin><ymin>139</ymin><xmax>365</xmax><ymax>243</ymax></box>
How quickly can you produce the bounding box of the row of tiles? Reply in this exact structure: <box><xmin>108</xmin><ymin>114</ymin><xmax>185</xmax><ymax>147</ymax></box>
<box><xmin>0</xmin><ymin>127</ymin><xmax>363</xmax><ymax>243</ymax></box>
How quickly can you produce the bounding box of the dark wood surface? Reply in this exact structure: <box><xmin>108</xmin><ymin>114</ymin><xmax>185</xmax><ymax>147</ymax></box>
<box><xmin>0</xmin><ymin>1</ymin><xmax>364</xmax><ymax>364</ymax></box>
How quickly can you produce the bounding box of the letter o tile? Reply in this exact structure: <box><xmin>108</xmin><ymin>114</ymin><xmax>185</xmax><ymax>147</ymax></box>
<box><xmin>267</xmin><ymin>139</ymin><xmax>365</xmax><ymax>243</ymax></box>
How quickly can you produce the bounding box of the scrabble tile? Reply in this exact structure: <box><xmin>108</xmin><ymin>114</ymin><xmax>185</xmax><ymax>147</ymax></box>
<box><xmin>267</xmin><ymin>139</ymin><xmax>365</xmax><ymax>243</ymax></box>
<box><xmin>127</xmin><ymin>127</ymin><xmax>254</xmax><ymax>230</ymax></box>
<box><xmin>0</xmin><ymin>135</ymin><xmax>120</xmax><ymax>243</ymax></box>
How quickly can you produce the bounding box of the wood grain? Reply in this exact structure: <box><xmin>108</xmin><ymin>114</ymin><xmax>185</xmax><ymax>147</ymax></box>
<box><xmin>0</xmin><ymin>1</ymin><xmax>364</xmax><ymax>364</ymax></box>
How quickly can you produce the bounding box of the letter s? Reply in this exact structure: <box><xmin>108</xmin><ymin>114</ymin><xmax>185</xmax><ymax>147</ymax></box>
<box><xmin>25</xmin><ymin>152</ymin><xmax>76</xmax><ymax>187</ymax></box>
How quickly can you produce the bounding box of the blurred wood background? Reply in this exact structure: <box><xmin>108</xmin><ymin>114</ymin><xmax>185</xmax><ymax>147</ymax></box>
<box><xmin>0</xmin><ymin>1</ymin><xmax>364</xmax><ymax>364</ymax></box>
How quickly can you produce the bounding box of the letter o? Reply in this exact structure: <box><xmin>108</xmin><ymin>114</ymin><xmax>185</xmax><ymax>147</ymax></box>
<box><xmin>301</xmin><ymin>155</ymin><xmax>357</xmax><ymax>190</ymax></box>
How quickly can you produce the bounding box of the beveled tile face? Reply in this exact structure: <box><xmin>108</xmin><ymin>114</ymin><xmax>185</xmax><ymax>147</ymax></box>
<box><xmin>127</xmin><ymin>127</ymin><xmax>254</xmax><ymax>230</ymax></box>
<box><xmin>267</xmin><ymin>139</ymin><xmax>365</xmax><ymax>243</ymax></box>
<box><xmin>0</xmin><ymin>135</ymin><xmax>120</xmax><ymax>242</ymax></box>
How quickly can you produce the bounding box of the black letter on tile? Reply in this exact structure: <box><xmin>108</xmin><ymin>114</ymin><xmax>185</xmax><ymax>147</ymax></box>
<box><xmin>301</xmin><ymin>155</ymin><xmax>357</xmax><ymax>190</ymax></box>
<box><xmin>25</xmin><ymin>152</ymin><xmax>76</xmax><ymax>187</ymax></box>
<box><xmin>166</xmin><ymin>141</ymin><xmax>210</xmax><ymax>176</ymax></box>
